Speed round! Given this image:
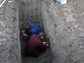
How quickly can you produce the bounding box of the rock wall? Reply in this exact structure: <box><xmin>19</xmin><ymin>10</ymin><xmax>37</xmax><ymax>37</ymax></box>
<box><xmin>0</xmin><ymin>0</ymin><xmax>21</xmax><ymax>63</ymax></box>
<box><xmin>41</xmin><ymin>0</ymin><xmax>84</xmax><ymax>63</ymax></box>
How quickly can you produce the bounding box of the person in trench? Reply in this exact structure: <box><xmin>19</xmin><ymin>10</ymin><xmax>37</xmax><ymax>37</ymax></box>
<box><xmin>25</xmin><ymin>32</ymin><xmax>49</xmax><ymax>57</ymax></box>
<box><xmin>22</xmin><ymin>23</ymin><xmax>43</xmax><ymax>39</ymax></box>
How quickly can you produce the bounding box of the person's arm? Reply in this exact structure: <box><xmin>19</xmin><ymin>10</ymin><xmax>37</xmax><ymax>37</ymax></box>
<box><xmin>27</xmin><ymin>31</ymin><xmax>34</xmax><ymax>38</ymax></box>
<box><xmin>23</xmin><ymin>31</ymin><xmax>34</xmax><ymax>38</ymax></box>
<box><xmin>27</xmin><ymin>35</ymin><xmax>31</xmax><ymax>38</ymax></box>
<box><xmin>22</xmin><ymin>30</ymin><xmax>25</xmax><ymax>33</ymax></box>
<box><xmin>23</xmin><ymin>33</ymin><xmax>32</xmax><ymax>38</ymax></box>
<box><xmin>39</xmin><ymin>41</ymin><xmax>47</xmax><ymax>51</ymax></box>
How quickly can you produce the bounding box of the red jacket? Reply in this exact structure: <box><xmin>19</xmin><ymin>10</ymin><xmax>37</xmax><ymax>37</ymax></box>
<box><xmin>25</xmin><ymin>34</ymin><xmax>47</xmax><ymax>57</ymax></box>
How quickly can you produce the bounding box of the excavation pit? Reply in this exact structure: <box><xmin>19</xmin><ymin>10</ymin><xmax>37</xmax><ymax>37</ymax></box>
<box><xmin>19</xmin><ymin>0</ymin><xmax>54</xmax><ymax>63</ymax></box>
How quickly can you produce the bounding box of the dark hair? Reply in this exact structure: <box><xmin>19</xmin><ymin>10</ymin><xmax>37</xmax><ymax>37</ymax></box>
<box><xmin>24</xmin><ymin>25</ymin><xmax>31</xmax><ymax>31</ymax></box>
<box><xmin>38</xmin><ymin>32</ymin><xmax>44</xmax><ymax>37</ymax></box>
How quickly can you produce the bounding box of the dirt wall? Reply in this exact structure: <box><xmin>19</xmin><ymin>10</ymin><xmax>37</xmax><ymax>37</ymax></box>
<box><xmin>0</xmin><ymin>0</ymin><xmax>21</xmax><ymax>63</ymax></box>
<box><xmin>41</xmin><ymin>0</ymin><xmax>84</xmax><ymax>63</ymax></box>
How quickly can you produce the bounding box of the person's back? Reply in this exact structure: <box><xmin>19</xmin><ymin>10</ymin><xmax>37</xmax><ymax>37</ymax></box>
<box><xmin>28</xmin><ymin>23</ymin><xmax>43</xmax><ymax>35</ymax></box>
<box><xmin>22</xmin><ymin>23</ymin><xmax>43</xmax><ymax>38</ymax></box>
<box><xmin>25</xmin><ymin>32</ymin><xmax>48</xmax><ymax>57</ymax></box>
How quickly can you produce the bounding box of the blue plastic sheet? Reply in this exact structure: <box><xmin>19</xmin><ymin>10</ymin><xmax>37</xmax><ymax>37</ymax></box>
<box><xmin>57</xmin><ymin>0</ymin><xmax>67</xmax><ymax>4</ymax></box>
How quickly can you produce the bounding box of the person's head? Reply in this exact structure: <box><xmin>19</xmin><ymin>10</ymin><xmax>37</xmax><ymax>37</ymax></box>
<box><xmin>38</xmin><ymin>32</ymin><xmax>44</xmax><ymax>39</ymax></box>
<box><xmin>24</xmin><ymin>25</ymin><xmax>31</xmax><ymax>31</ymax></box>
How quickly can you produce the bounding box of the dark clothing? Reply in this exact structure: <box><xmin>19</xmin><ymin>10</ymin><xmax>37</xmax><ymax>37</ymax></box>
<box><xmin>27</xmin><ymin>23</ymin><xmax>43</xmax><ymax>38</ymax></box>
<box><xmin>25</xmin><ymin>34</ymin><xmax>46</xmax><ymax>57</ymax></box>
<box><xmin>25</xmin><ymin>30</ymin><xmax>31</xmax><ymax>35</ymax></box>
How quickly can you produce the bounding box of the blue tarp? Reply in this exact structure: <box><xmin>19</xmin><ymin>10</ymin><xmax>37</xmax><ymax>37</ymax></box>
<box><xmin>57</xmin><ymin>0</ymin><xmax>67</xmax><ymax>4</ymax></box>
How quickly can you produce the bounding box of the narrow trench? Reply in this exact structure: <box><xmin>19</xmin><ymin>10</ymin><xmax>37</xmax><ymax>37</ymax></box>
<box><xmin>19</xmin><ymin>0</ymin><xmax>54</xmax><ymax>63</ymax></box>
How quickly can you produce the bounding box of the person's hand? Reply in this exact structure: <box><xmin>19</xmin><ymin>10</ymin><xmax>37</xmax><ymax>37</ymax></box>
<box><xmin>23</xmin><ymin>34</ymin><xmax>27</xmax><ymax>36</ymax></box>
<box><xmin>22</xmin><ymin>30</ymin><xmax>25</xmax><ymax>33</ymax></box>
<box><xmin>46</xmin><ymin>44</ymin><xmax>49</xmax><ymax>47</ymax></box>
<box><xmin>43</xmin><ymin>41</ymin><xmax>48</xmax><ymax>45</ymax></box>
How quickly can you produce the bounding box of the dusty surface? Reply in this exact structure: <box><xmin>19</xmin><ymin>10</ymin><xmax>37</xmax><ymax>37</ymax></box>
<box><xmin>42</xmin><ymin>0</ymin><xmax>84</xmax><ymax>63</ymax></box>
<box><xmin>0</xmin><ymin>0</ymin><xmax>21</xmax><ymax>63</ymax></box>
